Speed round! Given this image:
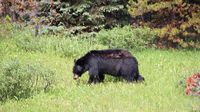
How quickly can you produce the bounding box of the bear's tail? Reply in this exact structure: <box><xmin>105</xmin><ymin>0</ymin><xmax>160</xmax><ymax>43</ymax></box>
<box><xmin>137</xmin><ymin>74</ymin><xmax>145</xmax><ymax>82</ymax></box>
<box><xmin>136</xmin><ymin>69</ymin><xmax>144</xmax><ymax>82</ymax></box>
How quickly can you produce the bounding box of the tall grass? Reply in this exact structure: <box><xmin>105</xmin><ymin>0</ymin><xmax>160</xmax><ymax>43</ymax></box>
<box><xmin>15</xmin><ymin>35</ymin><xmax>107</xmax><ymax>57</ymax></box>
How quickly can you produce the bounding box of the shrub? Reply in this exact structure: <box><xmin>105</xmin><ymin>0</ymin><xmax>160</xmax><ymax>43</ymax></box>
<box><xmin>96</xmin><ymin>25</ymin><xmax>157</xmax><ymax>50</ymax></box>
<box><xmin>0</xmin><ymin>58</ymin><xmax>55</xmax><ymax>101</ymax></box>
<box><xmin>185</xmin><ymin>73</ymin><xmax>200</xmax><ymax>96</ymax></box>
<box><xmin>128</xmin><ymin>0</ymin><xmax>200</xmax><ymax>49</ymax></box>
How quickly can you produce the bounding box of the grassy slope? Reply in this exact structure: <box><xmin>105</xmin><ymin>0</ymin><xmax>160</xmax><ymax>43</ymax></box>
<box><xmin>0</xmin><ymin>45</ymin><xmax>200</xmax><ymax>112</ymax></box>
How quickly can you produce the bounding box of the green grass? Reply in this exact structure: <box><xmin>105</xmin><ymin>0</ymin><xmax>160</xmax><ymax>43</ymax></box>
<box><xmin>0</xmin><ymin>27</ymin><xmax>200</xmax><ymax>112</ymax></box>
<box><xmin>0</xmin><ymin>49</ymin><xmax>200</xmax><ymax>112</ymax></box>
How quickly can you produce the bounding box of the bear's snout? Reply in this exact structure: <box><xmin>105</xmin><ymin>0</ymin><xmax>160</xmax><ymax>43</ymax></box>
<box><xmin>73</xmin><ymin>74</ymin><xmax>79</xmax><ymax>80</ymax></box>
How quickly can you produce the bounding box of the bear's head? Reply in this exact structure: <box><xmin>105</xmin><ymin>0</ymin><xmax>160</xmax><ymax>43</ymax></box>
<box><xmin>73</xmin><ymin>59</ymin><xmax>87</xmax><ymax>80</ymax></box>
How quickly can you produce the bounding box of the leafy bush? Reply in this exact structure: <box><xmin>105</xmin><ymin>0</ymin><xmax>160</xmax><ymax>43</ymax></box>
<box><xmin>178</xmin><ymin>72</ymin><xmax>200</xmax><ymax>97</ymax></box>
<box><xmin>96</xmin><ymin>26</ymin><xmax>157</xmax><ymax>50</ymax></box>
<box><xmin>185</xmin><ymin>73</ymin><xmax>200</xmax><ymax>96</ymax></box>
<box><xmin>0</xmin><ymin>58</ymin><xmax>55</xmax><ymax>101</ymax></box>
<box><xmin>128</xmin><ymin>0</ymin><xmax>200</xmax><ymax>49</ymax></box>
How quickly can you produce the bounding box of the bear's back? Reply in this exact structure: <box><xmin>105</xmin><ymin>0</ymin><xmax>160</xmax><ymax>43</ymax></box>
<box><xmin>89</xmin><ymin>49</ymin><xmax>133</xmax><ymax>59</ymax></box>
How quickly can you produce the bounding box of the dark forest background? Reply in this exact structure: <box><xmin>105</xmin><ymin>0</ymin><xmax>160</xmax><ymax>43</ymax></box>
<box><xmin>0</xmin><ymin>0</ymin><xmax>200</xmax><ymax>49</ymax></box>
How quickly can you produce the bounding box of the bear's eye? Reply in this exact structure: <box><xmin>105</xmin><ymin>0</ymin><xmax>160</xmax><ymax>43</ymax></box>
<box><xmin>77</xmin><ymin>65</ymin><xmax>82</xmax><ymax>71</ymax></box>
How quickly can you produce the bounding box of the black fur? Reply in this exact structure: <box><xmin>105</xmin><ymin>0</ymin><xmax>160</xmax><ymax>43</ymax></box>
<box><xmin>73</xmin><ymin>49</ymin><xmax>144</xmax><ymax>83</ymax></box>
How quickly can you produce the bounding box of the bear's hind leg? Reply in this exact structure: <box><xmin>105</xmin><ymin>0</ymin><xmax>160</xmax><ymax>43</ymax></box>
<box><xmin>122</xmin><ymin>75</ymin><xmax>134</xmax><ymax>82</ymax></box>
<box><xmin>99</xmin><ymin>74</ymin><xmax>105</xmax><ymax>82</ymax></box>
<box><xmin>120</xmin><ymin>71</ymin><xmax>135</xmax><ymax>82</ymax></box>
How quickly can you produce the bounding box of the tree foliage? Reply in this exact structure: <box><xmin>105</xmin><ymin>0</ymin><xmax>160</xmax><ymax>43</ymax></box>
<box><xmin>128</xmin><ymin>0</ymin><xmax>200</xmax><ymax>49</ymax></box>
<box><xmin>1</xmin><ymin>0</ymin><xmax>200</xmax><ymax>49</ymax></box>
<box><xmin>0</xmin><ymin>0</ymin><xmax>131</xmax><ymax>34</ymax></box>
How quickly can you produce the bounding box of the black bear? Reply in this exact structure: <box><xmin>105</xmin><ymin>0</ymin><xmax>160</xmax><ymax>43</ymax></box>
<box><xmin>73</xmin><ymin>49</ymin><xmax>144</xmax><ymax>83</ymax></box>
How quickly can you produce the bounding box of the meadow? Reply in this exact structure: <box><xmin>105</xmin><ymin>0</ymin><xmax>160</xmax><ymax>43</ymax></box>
<box><xmin>0</xmin><ymin>25</ymin><xmax>199</xmax><ymax>112</ymax></box>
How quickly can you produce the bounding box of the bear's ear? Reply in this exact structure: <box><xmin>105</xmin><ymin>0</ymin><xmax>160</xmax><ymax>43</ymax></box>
<box><xmin>74</xmin><ymin>59</ymin><xmax>76</xmax><ymax>63</ymax></box>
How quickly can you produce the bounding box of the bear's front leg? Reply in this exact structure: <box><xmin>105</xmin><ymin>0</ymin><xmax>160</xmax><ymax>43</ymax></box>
<box><xmin>88</xmin><ymin>67</ymin><xmax>99</xmax><ymax>84</ymax></box>
<box><xmin>88</xmin><ymin>75</ymin><xmax>100</xmax><ymax>84</ymax></box>
<box><xmin>88</xmin><ymin>75</ymin><xmax>94</xmax><ymax>84</ymax></box>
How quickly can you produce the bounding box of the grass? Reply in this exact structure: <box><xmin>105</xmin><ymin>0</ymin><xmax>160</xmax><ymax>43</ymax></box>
<box><xmin>0</xmin><ymin>26</ymin><xmax>200</xmax><ymax>112</ymax></box>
